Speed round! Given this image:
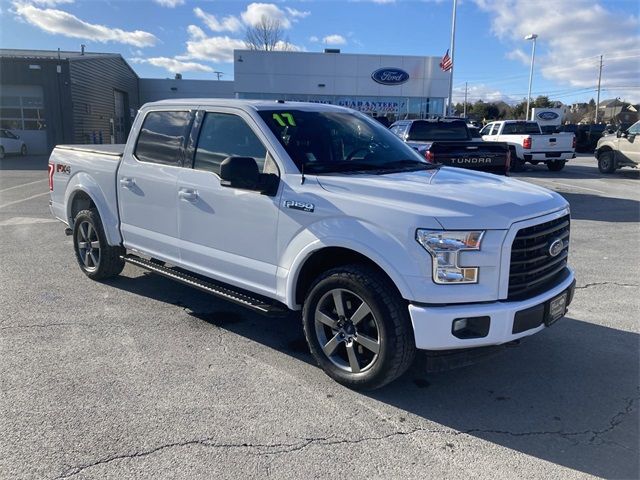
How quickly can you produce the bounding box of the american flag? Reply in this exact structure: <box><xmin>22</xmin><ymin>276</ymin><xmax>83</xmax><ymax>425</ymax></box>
<box><xmin>440</xmin><ymin>49</ymin><xmax>453</xmax><ymax>72</ymax></box>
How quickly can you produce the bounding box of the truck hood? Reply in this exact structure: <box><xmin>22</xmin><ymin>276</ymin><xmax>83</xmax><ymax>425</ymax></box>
<box><xmin>316</xmin><ymin>167</ymin><xmax>568</xmax><ymax>230</ymax></box>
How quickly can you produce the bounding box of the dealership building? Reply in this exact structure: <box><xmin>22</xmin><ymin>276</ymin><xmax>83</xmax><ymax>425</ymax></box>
<box><xmin>1</xmin><ymin>48</ymin><xmax>450</xmax><ymax>154</ymax></box>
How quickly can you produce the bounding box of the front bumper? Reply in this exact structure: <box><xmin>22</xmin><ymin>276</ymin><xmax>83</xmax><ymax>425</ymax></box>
<box><xmin>409</xmin><ymin>268</ymin><xmax>575</xmax><ymax>350</ymax></box>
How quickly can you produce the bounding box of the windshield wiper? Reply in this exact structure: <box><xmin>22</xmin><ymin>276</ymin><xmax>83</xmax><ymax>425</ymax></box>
<box><xmin>376</xmin><ymin>159</ymin><xmax>438</xmax><ymax>172</ymax></box>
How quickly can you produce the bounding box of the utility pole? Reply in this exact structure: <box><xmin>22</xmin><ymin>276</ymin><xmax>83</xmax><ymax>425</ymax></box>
<box><xmin>463</xmin><ymin>81</ymin><xmax>468</xmax><ymax>117</ymax></box>
<box><xmin>595</xmin><ymin>55</ymin><xmax>603</xmax><ymax>123</ymax></box>
<box><xmin>525</xmin><ymin>33</ymin><xmax>538</xmax><ymax>121</ymax></box>
<box><xmin>447</xmin><ymin>0</ymin><xmax>457</xmax><ymax>116</ymax></box>
<box><xmin>214</xmin><ymin>71</ymin><xmax>224</xmax><ymax>81</ymax></box>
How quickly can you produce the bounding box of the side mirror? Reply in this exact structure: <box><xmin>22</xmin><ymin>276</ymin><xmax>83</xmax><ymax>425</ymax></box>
<box><xmin>219</xmin><ymin>156</ymin><xmax>279</xmax><ymax>195</ymax></box>
<box><xmin>617</xmin><ymin>130</ymin><xmax>628</xmax><ymax>138</ymax></box>
<box><xmin>220</xmin><ymin>156</ymin><xmax>260</xmax><ymax>189</ymax></box>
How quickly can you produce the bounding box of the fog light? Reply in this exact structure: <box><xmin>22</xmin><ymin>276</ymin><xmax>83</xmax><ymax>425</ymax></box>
<box><xmin>452</xmin><ymin>316</ymin><xmax>490</xmax><ymax>339</ymax></box>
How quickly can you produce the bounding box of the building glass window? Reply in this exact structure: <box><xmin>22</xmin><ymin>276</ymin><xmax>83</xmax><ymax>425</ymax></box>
<box><xmin>0</xmin><ymin>94</ymin><xmax>46</xmax><ymax>131</ymax></box>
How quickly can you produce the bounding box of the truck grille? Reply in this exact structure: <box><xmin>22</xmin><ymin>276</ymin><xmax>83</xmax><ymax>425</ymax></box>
<box><xmin>508</xmin><ymin>214</ymin><xmax>570</xmax><ymax>300</ymax></box>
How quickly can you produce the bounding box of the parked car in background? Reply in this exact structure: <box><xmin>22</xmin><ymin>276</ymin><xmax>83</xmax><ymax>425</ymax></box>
<box><xmin>48</xmin><ymin>99</ymin><xmax>575</xmax><ymax>390</ymax></box>
<box><xmin>390</xmin><ymin>119</ymin><xmax>511</xmax><ymax>175</ymax></box>
<box><xmin>595</xmin><ymin>120</ymin><xmax>640</xmax><ymax>173</ymax></box>
<box><xmin>555</xmin><ymin>124</ymin><xmax>606</xmax><ymax>152</ymax></box>
<box><xmin>481</xmin><ymin>120</ymin><xmax>575</xmax><ymax>171</ymax></box>
<box><xmin>0</xmin><ymin>129</ymin><xmax>27</xmax><ymax>159</ymax></box>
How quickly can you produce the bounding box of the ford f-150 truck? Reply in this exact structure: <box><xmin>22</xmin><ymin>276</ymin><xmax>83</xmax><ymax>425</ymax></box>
<box><xmin>390</xmin><ymin>119</ymin><xmax>511</xmax><ymax>175</ymax></box>
<box><xmin>481</xmin><ymin>120</ymin><xmax>576</xmax><ymax>171</ymax></box>
<box><xmin>49</xmin><ymin>100</ymin><xmax>575</xmax><ymax>390</ymax></box>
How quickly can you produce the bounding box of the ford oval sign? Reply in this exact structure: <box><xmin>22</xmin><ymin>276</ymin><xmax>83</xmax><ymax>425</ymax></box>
<box><xmin>371</xmin><ymin>68</ymin><xmax>410</xmax><ymax>86</ymax></box>
<box><xmin>537</xmin><ymin>111</ymin><xmax>559</xmax><ymax>121</ymax></box>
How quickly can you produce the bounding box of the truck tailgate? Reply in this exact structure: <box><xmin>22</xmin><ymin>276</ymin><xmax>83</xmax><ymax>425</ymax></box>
<box><xmin>48</xmin><ymin>144</ymin><xmax>124</xmax><ymax>229</ymax></box>
<box><xmin>531</xmin><ymin>134</ymin><xmax>574</xmax><ymax>153</ymax></box>
<box><xmin>421</xmin><ymin>141</ymin><xmax>510</xmax><ymax>175</ymax></box>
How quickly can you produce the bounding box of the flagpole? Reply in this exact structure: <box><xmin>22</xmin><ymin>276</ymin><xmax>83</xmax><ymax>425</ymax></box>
<box><xmin>447</xmin><ymin>0</ymin><xmax>457</xmax><ymax>115</ymax></box>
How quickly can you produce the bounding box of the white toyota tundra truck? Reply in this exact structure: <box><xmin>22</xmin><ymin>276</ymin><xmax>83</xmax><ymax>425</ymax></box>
<box><xmin>48</xmin><ymin>100</ymin><xmax>576</xmax><ymax>390</ymax></box>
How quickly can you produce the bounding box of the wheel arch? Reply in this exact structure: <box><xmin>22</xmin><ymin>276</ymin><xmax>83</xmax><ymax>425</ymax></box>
<box><xmin>595</xmin><ymin>145</ymin><xmax>613</xmax><ymax>159</ymax></box>
<box><xmin>64</xmin><ymin>173</ymin><xmax>122</xmax><ymax>246</ymax></box>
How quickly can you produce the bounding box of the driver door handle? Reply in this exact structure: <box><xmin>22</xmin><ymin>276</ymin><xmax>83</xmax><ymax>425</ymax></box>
<box><xmin>178</xmin><ymin>188</ymin><xmax>198</xmax><ymax>202</ymax></box>
<box><xmin>119</xmin><ymin>177</ymin><xmax>135</xmax><ymax>188</ymax></box>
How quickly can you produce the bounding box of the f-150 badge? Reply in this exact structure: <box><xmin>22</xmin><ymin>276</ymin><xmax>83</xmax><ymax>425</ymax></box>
<box><xmin>284</xmin><ymin>200</ymin><xmax>314</xmax><ymax>213</ymax></box>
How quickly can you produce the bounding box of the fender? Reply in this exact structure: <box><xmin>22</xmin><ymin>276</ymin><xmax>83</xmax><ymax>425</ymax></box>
<box><xmin>64</xmin><ymin>172</ymin><xmax>122</xmax><ymax>246</ymax></box>
<box><xmin>278</xmin><ymin>218</ymin><xmax>426</xmax><ymax>309</ymax></box>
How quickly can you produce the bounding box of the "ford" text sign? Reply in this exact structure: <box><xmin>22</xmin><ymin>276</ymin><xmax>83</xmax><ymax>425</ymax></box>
<box><xmin>371</xmin><ymin>68</ymin><xmax>410</xmax><ymax>86</ymax></box>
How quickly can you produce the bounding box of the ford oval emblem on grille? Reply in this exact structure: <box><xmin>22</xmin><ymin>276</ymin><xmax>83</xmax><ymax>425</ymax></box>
<box><xmin>548</xmin><ymin>238</ymin><xmax>564</xmax><ymax>257</ymax></box>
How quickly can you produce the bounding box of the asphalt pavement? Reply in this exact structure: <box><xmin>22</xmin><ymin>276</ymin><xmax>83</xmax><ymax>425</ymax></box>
<box><xmin>1</xmin><ymin>154</ymin><xmax>638</xmax><ymax>479</ymax></box>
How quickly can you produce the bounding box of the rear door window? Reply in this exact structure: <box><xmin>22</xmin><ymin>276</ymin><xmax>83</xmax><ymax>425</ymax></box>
<box><xmin>193</xmin><ymin>112</ymin><xmax>267</xmax><ymax>175</ymax></box>
<box><xmin>134</xmin><ymin>111</ymin><xmax>191</xmax><ymax>166</ymax></box>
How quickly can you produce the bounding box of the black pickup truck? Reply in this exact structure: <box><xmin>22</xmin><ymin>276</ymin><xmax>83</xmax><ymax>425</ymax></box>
<box><xmin>390</xmin><ymin>119</ymin><xmax>511</xmax><ymax>175</ymax></box>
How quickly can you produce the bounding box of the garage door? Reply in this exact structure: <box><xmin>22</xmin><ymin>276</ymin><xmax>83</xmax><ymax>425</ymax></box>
<box><xmin>0</xmin><ymin>85</ymin><xmax>47</xmax><ymax>154</ymax></box>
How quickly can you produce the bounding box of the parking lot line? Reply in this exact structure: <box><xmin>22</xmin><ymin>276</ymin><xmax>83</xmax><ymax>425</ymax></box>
<box><xmin>0</xmin><ymin>179</ymin><xmax>48</xmax><ymax>193</ymax></box>
<box><xmin>0</xmin><ymin>191</ymin><xmax>50</xmax><ymax>209</ymax></box>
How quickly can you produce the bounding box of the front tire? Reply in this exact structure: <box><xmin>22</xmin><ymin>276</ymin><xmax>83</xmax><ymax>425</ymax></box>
<box><xmin>598</xmin><ymin>151</ymin><xmax>616</xmax><ymax>173</ymax></box>
<box><xmin>302</xmin><ymin>265</ymin><xmax>415</xmax><ymax>390</ymax></box>
<box><xmin>73</xmin><ymin>209</ymin><xmax>125</xmax><ymax>280</ymax></box>
<box><xmin>20</xmin><ymin>144</ymin><xmax>27</xmax><ymax>156</ymax></box>
<box><xmin>547</xmin><ymin>160</ymin><xmax>566</xmax><ymax>171</ymax></box>
<box><xmin>0</xmin><ymin>147</ymin><xmax>5</xmax><ymax>160</ymax></box>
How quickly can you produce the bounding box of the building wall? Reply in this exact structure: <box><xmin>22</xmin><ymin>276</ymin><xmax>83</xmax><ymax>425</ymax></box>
<box><xmin>69</xmin><ymin>56</ymin><xmax>139</xmax><ymax>144</ymax></box>
<box><xmin>139</xmin><ymin>78</ymin><xmax>235</xmax><ymax>104</ymax></box>
<box><xmin>0</xmin><ymin>58</ymin><xmax>73</xmax><ymax>153</ymax></box>
<box><xmin>233</xmin><ymin>50</ymin><xmax>449</xmax><ymax>118</ymax></box>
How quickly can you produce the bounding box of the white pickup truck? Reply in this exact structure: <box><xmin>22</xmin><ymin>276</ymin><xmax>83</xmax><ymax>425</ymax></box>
<box><xmin>48</xmin><ymin>100</ymin><xmax>575</xmax><ymax>389</ymax></box>
<box><xmin>481</xmin><ymin>120</ymin><xmax>576</xmax><ymax>171</ymax></box>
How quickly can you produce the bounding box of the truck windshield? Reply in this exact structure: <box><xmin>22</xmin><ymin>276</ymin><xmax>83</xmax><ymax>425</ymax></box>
<box><xmin>406</xmin><ymin>121</ymin><xmax>469</xmax><ymax>141</ymax></box>
<box><xmin>258</xmin><ymin>109</ymin><xmax>433</xmax><ymax>174</ymax></box>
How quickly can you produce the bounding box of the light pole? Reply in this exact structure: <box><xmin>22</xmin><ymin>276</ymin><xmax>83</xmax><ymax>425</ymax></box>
<box><xmin>525</xmin><ymin>33</ymin><xmax>538</xmax><ymax>121</ymax></box>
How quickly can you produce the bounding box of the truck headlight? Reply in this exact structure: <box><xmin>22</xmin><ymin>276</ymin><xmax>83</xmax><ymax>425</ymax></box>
<box><xmin>416</xmin><ymin>230</ymin><xmax>485</xmax><ymax>284</ymax></box>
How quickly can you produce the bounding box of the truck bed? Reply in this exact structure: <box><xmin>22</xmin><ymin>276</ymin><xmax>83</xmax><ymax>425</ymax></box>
<box><xmin>55</xmin><ymin>144</ymin><xmax>125</xmax><ymax>157</ymax></box>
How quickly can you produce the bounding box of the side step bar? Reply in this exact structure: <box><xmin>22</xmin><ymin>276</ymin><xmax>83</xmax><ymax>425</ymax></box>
<box><xmin>121</xmin><ymin>254</ymin><xmax>288</xmax><ymax>315</ymax></box>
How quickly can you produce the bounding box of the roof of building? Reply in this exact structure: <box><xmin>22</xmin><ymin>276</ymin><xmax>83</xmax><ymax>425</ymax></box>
<box><xmin>0</xmin><ymin>48</ymin><xmax>122</xmax><ymax>61</ymax></box>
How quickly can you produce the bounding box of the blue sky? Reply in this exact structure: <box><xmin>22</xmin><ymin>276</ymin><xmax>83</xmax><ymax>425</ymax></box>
<box><xmin>1</xmin><ymin>0</ymin><xmax>639</xmax><ymax>104</ymax></box>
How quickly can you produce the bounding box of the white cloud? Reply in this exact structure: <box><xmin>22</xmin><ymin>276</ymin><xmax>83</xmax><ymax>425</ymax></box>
<box><xmin>29</xmin><ymin>0</ymin><xmax>74</xmax><ymax>5</ymax></box>
<box><xmin>13</xmin><ymin>3</ymin><xmax>158</xmax><ymax>47</ymax></box>
<box><xmin>309</xmin><ymin>35</ymin><xmax>319</xmax><ymax>42</ymax></box>
<box><xmin>131</xmin><ymin>56</ymin><xmax>213</xmax><ymax>73</ymax></box>
<box><xmin>153</xmin><ymin>0</ymin><xmax>184</xmax><ymax>7</ymax></box>
<box><xmin>241</xmin><ymin>3</ymin><xmax>291</xmax><ymax>29</ymax></box>
<box><xmin>285</xmin><ymin>7</ymin><xmax>310</xmax><ymax>20</ymax></box>
<box><xmin>322</xmin><ymin>34</ymin><xmax>346</xmax><ymax>45</ymax></box>
<box><xmin>183</xmin><ymin>35</ymin><xmax>247</xmax><ymax>63</ymax></box>
<box><xmin>194</xmin><ymin>7</ymin><xmax>242</xmax><ymax>32</ymax></box>
<box><xmin>187</xmin><ymin>24</ymin><xmax>206</xmax><ymax>40</ymax></box>
<box><xmin>452</xmin><ymin>83</ymin><xmax>515</xmax><ymax>104</ymax></box>
<box><xmin>474</xmin><ymin>0</ymin><xmax>640</xmax><ymax>102</ymax></box>
<box><xmin>505</xmin><ymin>48</ymin><xmax>529</xmax><ymax>64</ymax></box>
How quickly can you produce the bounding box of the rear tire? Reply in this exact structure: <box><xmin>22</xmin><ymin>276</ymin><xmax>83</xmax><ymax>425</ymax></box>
<box><xmin>20</xmin><ymin>144</ymin><xmax>27</xmax><ymax>156</ymax></box>
<box><xmin>302</xmin><ymin>264</ymin><xmax>416</xmax><ymax>390</ymax></box>
<box><xmin>0</xmin><ymin>147</ymin><xmax>4</xmax><ymax>160</ymax></box>
<box><xmin>547</xmin><ymin>160</ymin><xmax>566</xmax><ymax>171</ymax></box>
<box><xmin>73</xmin><ymin>209</ymin><xmax>125</xmax><ymax>280</ymax></box>
<box><xmin>598</xmin><ymin>151</ymin><xmax>616</xmax><ymax>173</ymax></box>
<box><xmin>510</xmin><ymin>147</ymin><xmax>525</xmax><ymax>172</ymax></box>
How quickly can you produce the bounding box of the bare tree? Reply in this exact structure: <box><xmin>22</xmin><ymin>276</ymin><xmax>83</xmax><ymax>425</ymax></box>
<box><xmin>244</xmin><ymin>16</ymin><xmax>292</xmax><ymax>51</ymax></box>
